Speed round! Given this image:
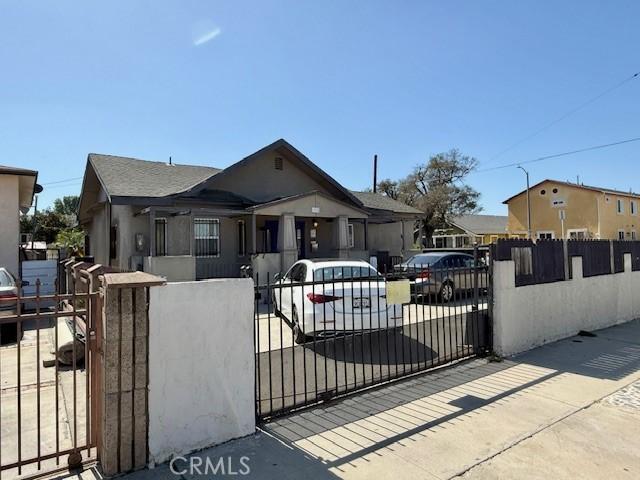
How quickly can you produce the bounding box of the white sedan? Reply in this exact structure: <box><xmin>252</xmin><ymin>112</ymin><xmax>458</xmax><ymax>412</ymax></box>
<box><xmin>271</xmin><ymin>259</ymin><xmax>403</xmax><ymax>344</ymax></box>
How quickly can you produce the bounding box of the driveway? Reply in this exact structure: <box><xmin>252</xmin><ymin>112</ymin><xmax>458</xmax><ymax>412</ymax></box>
<box><xmin>0</xmin><ymin>317</ymin><xmax>90</xmax><ymax>478</ymax></box>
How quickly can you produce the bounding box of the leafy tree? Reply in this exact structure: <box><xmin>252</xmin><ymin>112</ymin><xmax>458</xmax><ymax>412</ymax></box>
<box><xmin>53</xmin><ymin>195</ymin><xmax>79</xmax><ymax>216</ymax></box>
<box><xmin>55</xmin><ymin>229</ymin><xmax>85</xmax><ymax>256</ymax></box>
<box><xmin>20</xmin><ymin>195</ymin><xmax>82</xmax><ymax>245</ymax></box>
<box><xmin>377</xmin><ymin>149</ymin><xmax>481</xmax><ymax>246</ymax></box>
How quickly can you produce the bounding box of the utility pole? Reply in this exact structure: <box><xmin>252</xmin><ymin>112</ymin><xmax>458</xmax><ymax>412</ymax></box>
<box><xmin>373</xmin><ymin>154</ymin><xmax>378</xmax><ymax>193</ymax></box>
<box><xmin>31</xmin><ymin>195</ymin><xmax>38</xmax><ymax>249</ymax></box>
<box><xmin>517</xmin><ymin>165</ymin><xmax>532</xmax><ymax>239</ymax></box>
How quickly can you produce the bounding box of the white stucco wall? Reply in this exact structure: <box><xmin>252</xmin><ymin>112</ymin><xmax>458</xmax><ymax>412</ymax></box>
<box><xmin>0</xmin><ymin>175</ymin><xmax>20</xmax><ymax>276</ymax></box>
<box><xmin>147</xmin><ymin>278</ymin><xmax>255</xmax><ymax>465</ymax></box>
<box><xmin>493</xmin><ymin>254</ymin><xmax>640</xmax><ymax>356</ymax></box>
<box><xmin>144</xmin><ymin>255</ymin><xmax>196</xmax><ymax>282</ymax></box>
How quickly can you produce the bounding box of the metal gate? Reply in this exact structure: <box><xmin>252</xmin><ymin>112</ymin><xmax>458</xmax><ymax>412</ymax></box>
<box><xmin>0</xmin><ymin>272</ymin><xmax>100</xmax><ymax>478</ymax></box>
<box><xmin>254</xmin><ymin>249</ymin><xmax>492</xmax><ymax>421</ymax></box>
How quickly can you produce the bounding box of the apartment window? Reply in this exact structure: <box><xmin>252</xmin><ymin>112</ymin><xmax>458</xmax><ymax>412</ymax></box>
<box><xmin>537</xmin><ymin>231</ymin><xmax>555</xmax><ymax>240</ymax></box>
<box><xmin>194</xmin><ymin>218</ymin><xmax>220</xmax><ymax>257</ymax></box>
<box><xmin>237</xmin><ymin>220</ymin><xmax>246</xmax><ymax>256</ymax></box>
<box><xmin>632</xmin><ymin>200</ymin><xmax>637</xmax><ymax>216</ymax></box>
<box><xmin>155</xmin><ymin>218</ymin><xmax>167</xmax><ymax>256</ymax></box>
<box><xmin>568</xmin><ymin>229</ymin><xmax>587</xmax><ymax>240</ymax></box>
<box><xmin>617</xmin><ymin>198</ymin><xmax>625</xmax><ymax>214</ymax></box>
<box><xmin>348</xmin><ymin>223</ymin><xmax>354</xmax><ymax>248</ymax></box>
<box><xmin>618</xmin><ymin>230</ymin><xmax>625</xmax><ymax>240</ymax></box>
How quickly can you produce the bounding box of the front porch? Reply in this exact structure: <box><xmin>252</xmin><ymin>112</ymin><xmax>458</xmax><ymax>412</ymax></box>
<box><xmin>134</xmin><ymin>191</ymin><xmax>396</xmax><ymax>281</ymax></box>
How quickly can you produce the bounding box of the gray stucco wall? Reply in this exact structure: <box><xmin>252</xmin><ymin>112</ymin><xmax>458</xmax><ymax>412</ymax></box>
<box><xmin>87</xmin><ymin>203</ymin><xmax>109</xmax><ymax>266</ymax></box>
<box><xmin>202</xmin><ymin>150</ymin><xmax>341</xmax><ymax>203</ymax></box>
<box><xmin>367</xmin><ymin>221</ymin><xmax>412</xmax><ymax>257</ymax></box>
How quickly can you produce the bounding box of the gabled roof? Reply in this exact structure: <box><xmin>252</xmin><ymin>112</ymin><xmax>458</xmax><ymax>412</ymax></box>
<box><xmin>450</xmin><ymin>214</ymin><xmax>507</xmax><ymax>235</ymax></box>
<box><xmin>503</xmin><ymin>179</ymin><xmax>640</xmax><ymax>204</ymax></box>
<box><xmin>350</xmin><ymin>191</ymin><xmax>423</xmax><ymax>215</ymax></box>
<box><xmin>181</xmin><ymin>138</ymin><xmax>364</xmax><ymax>207</ymax></box>
<box><xmin>88</xmin><ymin>153</ymin><xmax>220</xmax><ymax>200</ymax></box>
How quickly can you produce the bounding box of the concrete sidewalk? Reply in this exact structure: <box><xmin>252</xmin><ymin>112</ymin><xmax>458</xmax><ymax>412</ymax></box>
<box><xmin>63</xmin><ymin>319</ymin><xmax>640</xmax><ymax>480</ymax></box>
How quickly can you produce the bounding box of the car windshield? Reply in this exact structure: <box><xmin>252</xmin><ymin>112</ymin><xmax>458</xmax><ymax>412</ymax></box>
<box><xmin>0</xmin><ymin>270</ymin><xmax>15</xmax><ymax>287</ymax></box>
<box><xmin>406</xmin><ymin>254</ymin><xmax>444</xmax><ymax>266</ymax></box>
<box><xmin>313</xmin><ymin>265</ymin><xmax>381</xmax><ymax>281</ymax></box>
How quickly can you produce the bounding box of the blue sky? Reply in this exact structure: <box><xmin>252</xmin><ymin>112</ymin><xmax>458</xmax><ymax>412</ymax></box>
<box><xmin>1</xmin><ymin>1</ymin><xmax>638</xmax><ymax>214</ymax></box>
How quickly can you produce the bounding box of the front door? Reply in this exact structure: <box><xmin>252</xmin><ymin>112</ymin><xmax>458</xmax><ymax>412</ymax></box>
<box><xmin>296</xmin><ymin>221</ymin><xmax>306</xmax><ymax>259</ymax></box>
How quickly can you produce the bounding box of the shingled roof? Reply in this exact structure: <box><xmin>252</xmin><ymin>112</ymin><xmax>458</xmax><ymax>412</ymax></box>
<box><xmin>450</xmin><ymin>214</ymin><xmax>508</xmax><ymax>235</ymax></box>
<box><xmin>88</xmin><ymin>153</ymin><xmax>220</xmax><ymax>199</ymax></box>
<box><xmin>350</xmin><ymin>191</ymin><xmax>423</xmax><ymax>215</ymax></box>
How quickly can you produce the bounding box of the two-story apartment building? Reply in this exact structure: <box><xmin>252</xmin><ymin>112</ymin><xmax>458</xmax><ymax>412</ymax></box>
<box><xmin>505</xmin><ymin>179</ymin><xmax>640</xmax><ymax>240</ymax></box>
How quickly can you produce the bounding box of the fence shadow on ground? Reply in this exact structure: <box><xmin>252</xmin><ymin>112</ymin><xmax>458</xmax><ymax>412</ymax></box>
<box><xmin>264</xmin><ymin>358</ymin><xmax>560</xmax><ymax>468</ymax></box>
<box><xmin>513</xmin><ymin>319</ymin><xmax>640</xmax><ymax>382</ymax></box>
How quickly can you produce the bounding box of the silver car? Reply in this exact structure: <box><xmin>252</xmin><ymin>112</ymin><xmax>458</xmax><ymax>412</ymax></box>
<box><xmin>0</xmin><ymin>268</ymin><xmax>18</xmax><ymax>315</ymax></box>
<box><xmin>395</xmin><ymin>252</ymin><xmax>486</xmax><ymax>302</ymax></box>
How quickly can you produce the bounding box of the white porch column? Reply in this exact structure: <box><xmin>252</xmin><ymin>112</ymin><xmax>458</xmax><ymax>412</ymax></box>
<box><xmin>333</xmin><ymin>215</ymin><xmax>349</xmax><ymax>258</ymax></box>
<box><xmin>279</xmin><ymin>213</ymin><xmax>298</xmax><ymax>272</ymax></box>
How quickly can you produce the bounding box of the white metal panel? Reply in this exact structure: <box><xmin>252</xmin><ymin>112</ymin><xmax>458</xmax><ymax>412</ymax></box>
<box><xmin>20</xmin><ymin>260</ymin><xmax>57</xmax><ymax>309</ymax></box>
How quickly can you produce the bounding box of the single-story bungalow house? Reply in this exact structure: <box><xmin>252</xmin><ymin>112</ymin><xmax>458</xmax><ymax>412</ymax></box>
<box><xmin>78</xmin><ymin>139</ymin><xmax>422</xmax><ymax>281</ymax></box>
<box><xmin>431</xmin><ymin>214</ymin><xmax>518</xmax><ymax>248</ymax></box>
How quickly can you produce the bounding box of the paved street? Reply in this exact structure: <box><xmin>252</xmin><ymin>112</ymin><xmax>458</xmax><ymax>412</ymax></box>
<box><xmin>88</xmin><ymin>319</ymin><xmax>640</xmax><ymax>480</ymax></box>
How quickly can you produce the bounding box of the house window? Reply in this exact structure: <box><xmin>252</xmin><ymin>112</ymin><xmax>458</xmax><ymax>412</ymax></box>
<box><xmin>618</xmin><ymin>230</ymin><xmax>626</xmax><ymax>240</ymax></box>
<box><xmin>348</xmin><ymin>223</ymin><xmax>354</xmax><ymax>248</ymax></box>
<box><xmin>274</xmin><ymin>157</ymin><xmax>283</xmax><ymax>170</ymax></box>
<box><xmin>238</xmin><ymin>220</ymin><xmax>246</xmax><ymax>256</ymax></box>
<box><xmin>632</xmin><ymin>231</ymin><xmax>637</xmax><ymax>241</ymax></box>
<box><xmin>194</xmin><ymin>218</ymin><xmax>220</xmax><ymax>257</ymax></box>
<box><xmin>617</xmin><ymin>199</ymin><xmax>625</xmax><ymax>214</ymax></box>
<box><xmin>155</xmin><ymin>218</ymin><xmax>167</xmax><ymax>256</ymax></box>
<box><xmin>631</xmin><ymin>200</ymin><xmax>637</xmax><ymax>216</ymax></box>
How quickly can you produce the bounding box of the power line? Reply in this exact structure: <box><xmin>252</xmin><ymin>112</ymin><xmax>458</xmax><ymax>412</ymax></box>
<box><xmin>486</xmin><ymin>69</ymin><xmax>640</xmax><ymax>163</ymax></box>
<box><xmin>477</xmin><ymin>136</ymin><xmax>640</xmax><ymax>173</ymax></box>
<box><xmin>42</xmin><ymin>182</ymin><xmax>83</xmax><ymax>190</ymax></box>
<box><xmin>41</xmin><ymin>176</ymin><xmax>83</xmax><ymax>186</ymax></box>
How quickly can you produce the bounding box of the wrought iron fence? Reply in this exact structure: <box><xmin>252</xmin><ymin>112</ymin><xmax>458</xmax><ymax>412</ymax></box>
<box><xmin>254</xmin><ymin>254</ymin><xmax>491</xmax><ymax>420</ymax></box>
<box><xmin>0</xmin><ymin>275</ymin><xmax>98</xmax><ymax>478</ymax></box>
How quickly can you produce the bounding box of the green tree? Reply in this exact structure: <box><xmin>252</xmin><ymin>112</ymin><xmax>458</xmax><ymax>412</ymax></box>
<box><xmin>20</xmin><ymin>195</ymin><xmax>82</xmax><ymax>245</ymax></box>
<box><xmin>377</xmin><ymin>149</ymin><xmax>481</xmax><ymax>246</ymax></box>
<box><xmin>55</xmin><ymin>229</ymin><xmax>85</xmax><ymax>256</ymax></box>
<box><xmin>53</xmin><ymin>195</ymin><xmax>79</xmax><ymax>216</ymax></box>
